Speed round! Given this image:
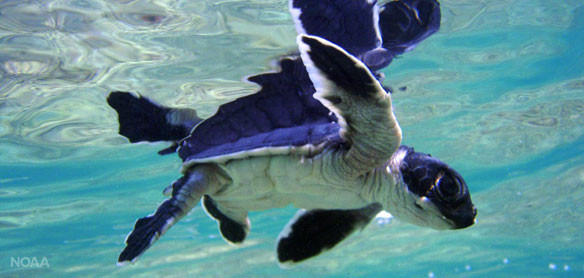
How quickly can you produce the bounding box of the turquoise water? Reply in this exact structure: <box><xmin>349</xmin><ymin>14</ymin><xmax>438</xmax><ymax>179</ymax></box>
<box><xmin>1</xmin><ymin>0</ymin><xmax>583</xmax><ymax>277</ymax></box>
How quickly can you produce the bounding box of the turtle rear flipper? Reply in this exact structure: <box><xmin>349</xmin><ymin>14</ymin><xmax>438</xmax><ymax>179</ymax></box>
<box><xmin>118</xmin><ymin>166</ymin><xmax>227</xmax><ymax>265</ymax></box>
<box><xmin>118</xmin><ymin>175</ymin><xmax>195</xmax><ymax>265</ymax></box>
<box><xmin>202</xmin><ymin>195</ymin><xmax>250</xmax><ymax>244</ymax></box>
<box><xmin>118</xmin><ymin>199</ymin><xmax>182</xmax><ymax>265</ymax></box>
<box><xmin>276</xmin><ymin>203</ymin><xmax>382</xmax><ymax>266</ymax></box>
<box><xmin>107</xmin><ymin>91</ymin><xmax>201</xmax><ymax>153</ymax></box>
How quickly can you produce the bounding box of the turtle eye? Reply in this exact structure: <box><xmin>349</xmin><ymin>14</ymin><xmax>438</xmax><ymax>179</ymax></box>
<box><xmin>435</xmin><ymin>171</ymin><xmax>464</xmax><ymax>202</ymax></box>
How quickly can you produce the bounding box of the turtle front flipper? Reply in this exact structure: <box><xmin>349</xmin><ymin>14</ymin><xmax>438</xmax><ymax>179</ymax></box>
<box><xmin>107</xmin><ymin>91</ymin><xmax>202</xmax><ymax>154</ymax></box>
<box><xmin>297</xmin><ymin>34</ymin><xmax>402</xmax><ymax>177</ymax></box>
<box><xmin>276</xmin><ymin>203</ymin><xmax>382</xmax><ymax>266</ymax></box>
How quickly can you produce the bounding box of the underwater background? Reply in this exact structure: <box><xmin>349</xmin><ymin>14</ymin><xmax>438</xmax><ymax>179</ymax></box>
<box><xmin>1</xmin><ymin>0</ymin><xmax>583</xmax><ymax>277</ymax></box>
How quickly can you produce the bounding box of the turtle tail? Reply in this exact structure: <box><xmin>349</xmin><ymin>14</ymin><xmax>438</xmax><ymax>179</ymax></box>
<box><xmin>117</xmin><ymin>199</ymin><xmax>182</xmax><ymax>265</ymax></box>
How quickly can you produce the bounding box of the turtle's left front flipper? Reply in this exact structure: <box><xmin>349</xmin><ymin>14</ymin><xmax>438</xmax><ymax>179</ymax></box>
<box><xmin>107</xmin><ymin>92</ymin><xmax>202</xmax><ymax>154</ymax></box>
<box><xmin>298</xmin><ymin>34</ymin><xmax>402</xmax><ymax>177</ymax></box>
<box><xmin>276</xmin><ymin>203</ymin><xmax>382</xmax><ymax>266</ymax></box>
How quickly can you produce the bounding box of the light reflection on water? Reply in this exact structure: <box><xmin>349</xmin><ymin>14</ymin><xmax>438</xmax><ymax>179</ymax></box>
<box><xmin>0</xmin><ymin>0</ymin><xmax>583</xmax><ymax>277</ymax></box>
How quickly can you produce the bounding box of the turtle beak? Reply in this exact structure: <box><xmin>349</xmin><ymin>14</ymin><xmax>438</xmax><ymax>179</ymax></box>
<box><xmin>449</xmin><ymin>204</ymin><xmax>477</xmax><ymax>229</ymax></box>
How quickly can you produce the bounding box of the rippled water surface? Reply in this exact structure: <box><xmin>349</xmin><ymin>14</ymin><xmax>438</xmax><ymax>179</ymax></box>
<box><xmin>1</xmin><ymin>0</ymin><xmax>583</xmax><ymax>277</ymax></box>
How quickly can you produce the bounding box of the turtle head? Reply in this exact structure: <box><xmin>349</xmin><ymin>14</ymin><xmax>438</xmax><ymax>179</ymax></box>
<box><xmin>388</xmin><ymin>146</ymin><xmax>477</xmax><ymax>230</ymax></box>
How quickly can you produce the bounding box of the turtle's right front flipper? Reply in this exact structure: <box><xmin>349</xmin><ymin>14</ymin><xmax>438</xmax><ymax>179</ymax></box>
<box><xmin>297</xmin><ymin>34</ymin><xmax>401</xmax><ymax>178</ymax></box>
<box><xmin>107</xmin><ymin>92</ymin><xmax>202</xmax><ymax>154</ymax></box>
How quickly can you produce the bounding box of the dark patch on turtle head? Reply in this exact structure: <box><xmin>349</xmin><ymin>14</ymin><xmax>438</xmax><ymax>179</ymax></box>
<box><xmin>398</xmin><ymin>146</ymin><xmax>476</xmax><ymax>229</ymax></box>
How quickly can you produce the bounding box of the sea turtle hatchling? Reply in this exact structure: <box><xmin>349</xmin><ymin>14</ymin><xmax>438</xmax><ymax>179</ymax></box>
<box><xmin>108</xmin><ymin>0</ymin><xmax>476</xmax><ymax>266</ymax></box>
